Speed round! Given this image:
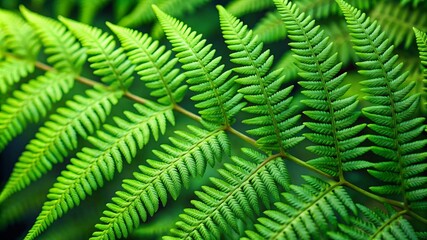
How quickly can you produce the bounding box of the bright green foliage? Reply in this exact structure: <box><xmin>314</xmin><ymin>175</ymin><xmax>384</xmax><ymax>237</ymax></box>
<box><xmin>0</xmin><ymin>10</ymin><xmax>39</xmax><ymax>93</ymax></box>
<box><xmin>274</xmin><ymin>0</ymin><xmax>370</xmax><ymax>176</ymax></box>
<box><xmin>329</xmin><ymin>204</ymin><xmax>419</xmax><ymax>239</ymax></box>
<box><xmin>118</xmin><ymin>0</ymin><xmax>208</xmax><ymax>28</ymax></box>
<box><xmin>167</xmin><ymin>148</ymin><xmax>289</xmax><ymax>239</ymax></box>
<box><xmin>25</xmin><ymin>102</ymin><xmax>174</xmax><ymax>240</ymax></box>
<box><xmin>226</xmin><ymin>0</ymin><xmax>273</xmax><ymax>17</ymax></box>
<box><xmin>60</xmin><ymin>17</ymin><xmax>134</xmax><ymax>90</ymax></box>
<box><xmin>414</xmin><ymin>28</ymin><xmax>427</xmax><ymax>113</ymax></box>
<box><xmin>108</xmin><ymin>23</ymin><xmax>187</xmax><ymax>105</ymax></box>
<box><xmin>253</xmin><ymin>12</ymin><xmax>287</xmax><ymax>43</ymax></box>
<box><xmin>153</xmin><ymin>6</ymin><xmax>245</xmax><ymax>126</ymax></box>
<box><xmin>0</xmin><ymin>1</ymin><xmax>426</xmax><ymax>239</ymax></box>
<box><xmin>218</xmin><ymin>6</ymin><xmax>304</xmax><ymax>152</ymax></box>
<box><xmin>370</xmin><ymin>1</ymin><xmax>427</xmax><ymax>49</ymax></box>
<box><xmin>20</xmin><ymin>6</ymin><xmax>86</xmax><ymax>75</ymax></box>
<box><xmin>337</xmin><ymin>0</ymin><xmax>427</xmax><ymax>209</ymax></box>
<box><xmin>0</xmin><ymin>71</ymin><xmax>74</xmax><ymax>152</ymax></box>
<box><xmin>0</xmin><ymin>86</ymin><xmax>122</xmax><ymax>204</ymax></box>
<box><xmin>92</xmin><ymin>125</ymin><xmax>229</xmax><ymax>240</ymax></box>
<box><xmin>245</xmin><ymin>176</ymin><xmax>356</xmax><ymax>239</ymax></box>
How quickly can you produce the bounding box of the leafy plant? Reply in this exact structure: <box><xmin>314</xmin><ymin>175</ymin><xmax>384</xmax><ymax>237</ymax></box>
<box><xmin>0</xmin><ymin>0</ymin><xmax>426</xmax><ymax>239</ymax></box>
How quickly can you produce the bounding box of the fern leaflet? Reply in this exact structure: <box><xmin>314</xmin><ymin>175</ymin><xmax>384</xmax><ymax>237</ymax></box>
<box><xmin>414</xmin><ymin>28</ymin><xmax>427</xmax><ymax>113</ymax></box>
<box><xmin>0</xmin><ymin>71</ymin><xmax>74</xmax><ymax>152</ymax></box>
<box><xmin>166</xmin><ymin>148</ymin><xmax>289</xmax><ymax>239</ymax></box>
<box><xmin>25</xmin><ymin>102</ymin><xmax>174</xmax><ymax>240</ymax></box>
<box><xmin>337</xmin><ymin>0</ymin><xmax>427</xmax><ymax>209</ymax></box>
<box><xmin>92</xmin><ymin>125</ymin><xmax>229</xmax><ymax>240</ymax></box>
<box><xmin>329</xmin><ymin>204</ymin><xmax>419</xmax><ymax>239</ymax></box>
<box><xmin>218</xmin><ymin>6</ymin><xmax>304</xmax><ymax>152</ymax></box>
<box><xmin>20</xmin><ymin>6</ymin><xmax>86</xmax><ymax>75</ymax></box>
<box><xmin>60</xmin><ymin>17</ymin><xmax>134</xmax><ymax>90</ymax></box>
<box><xmin>0</xmin><ymin>9</ymin><xmax>39</xmax><ymax>93</ymax></box>
<box><xmin>153</xmin><ymin>5</ymin><xmax>245</xmax><ymax>126</ymax></box>
<box><xmin>0</xmin><ymin>86</ymin><xmax>122</xmax><ymax>204</ymax></box>
<box><xmin>108</xmin><ymin>23</ymin><xmax>187</xmax><ymax>105</ymax></box>
<box><xmin>244</xmin><ymin>176</ymin><xmax>356</xmax><ymax>239</ymax></box>
<box><xmin>274</xmin><ymin>0</ymin><xmax>370</xmax><ymax>177</ymax></box>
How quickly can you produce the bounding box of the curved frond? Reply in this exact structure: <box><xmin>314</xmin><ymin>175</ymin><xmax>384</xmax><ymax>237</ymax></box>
<box><xmin>0</xmin><ymin>71</ymin><xmax>74</xmax><ymax>152</ymax></box>
<box><xmin>274</xmin><ymin>0</ymin><xmax>370</xmax><ymax>176</ymax></box>
<box><xmin>244</xmin><ymin>176</ymin><xmax>356</xmax><ymax>239</ymax></box>
<box><xmin>60</xmin><ymin>17</ymin><xmax>134</xmax><ymax>90</ymax></box>
<box><xmin>118</xmin><ymin>0</ymin><xmax>207</xmax><ymax>28</ymax></box>
<box><xmin>20</xmin><ymin>6</ymin><xmax>86</xmax><ymax>75</ymax></box>
<box><xmin>91</xmin><ymin>125</ymin><xmax>229</xmax><ymax>240</ymax></box>
<box><xmin>337</xmin><ymin>0</ymin><xmax>427</xmax><ymax>209</ymax></box>
<box><xmin>108</xmin><ymin>23</ymin><xmax>187</xmax><ymax>105</ymax></box>
<box><xmin>329</xmin><ymin>204</ymin><xmax>419</xmax><ymax>239</ymax></box>
<box><xmin>370</xmin><ymin>1</ymin><xmax>427</xmax><ymax>49</ymax></box>
<box><xmin>414</xmin><ymin>27</ymin><xmax>427</xmax><ymax>113</ymax></box>
<box><xmin>153</xmin><ymin>6</ymin><xmax>245</xmax><ymax>126</ymax></box>
<box><xmin>225</xmin><ymin>0</ymin><xmax>273</xmax><ymax>17</ymax></box>
<box><xmin>0</xmin><ymin>86</ymin><xmax>122</xmax><ymax>204</ymax></box>
<box><xmin>218</xmin><ymin>6</ymin><xmax>304</xmax><ymax>152</ymax></box>
<box><xmin>166</xmin><ymin>148</ymin><xmax>289</xmax><ymax>239</ymax></box>
<box><xmin>25</xmin><ymin>101</ymin><xmax>174</xmax><ymax>240</ymax></box>
<box><xmin>0</xmin><ymin>9</ymin><xmax>40</xmax><ymax>93</ymax></box>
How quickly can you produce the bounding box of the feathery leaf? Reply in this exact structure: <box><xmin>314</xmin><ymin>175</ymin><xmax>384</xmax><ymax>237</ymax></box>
<box><xmin>337</xmin><ymin>0</ymin><xmax>427</xmax><ymax>209</ymax></box>
<box><xmin>92</xmin><ymin>125</ymin><xmax>229</xmax><ymax>240</ymax></box>
<box><xmin>0</xmin><ymin>86</ymin><xmax>122</xmax><ymax>204</ymax></box>
<box><xmin>167</xmin><ymin>148</ymin><xmax>290</xmax><ymax>239</ymax></box>
<box><xmin>108</xmin><ymin>23</ymin><xmax>187</xmax><ymax>105</ymax></box>
<box><xmin>218</xmin><ymin>6</ymin><xmax>304</xmax><ymax>152</ymax></box>
<box><xmin>153</xmin><ymin>5</ymin><xmax>245</xmax><ymax>126</ymax></box>
<box><xmin>25</xmin><ymin>101</ymin><xmax>174</xmax><ymax>240</ymax></box>
<box><xmin>274</xmin><ymin>0</ymin><xmax>370</xmax><ymax>177</ymax></box>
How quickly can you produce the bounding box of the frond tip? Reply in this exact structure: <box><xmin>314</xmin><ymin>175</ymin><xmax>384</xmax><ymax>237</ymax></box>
<box><xmin>153</xmin><ymin>5</ymin><xmax>245</xmax><ymax>126</ymax></box>
<box><xmin>218</xmin><ymin>5</ymin><xmax>304</xmax><ymax>152</ymax></box>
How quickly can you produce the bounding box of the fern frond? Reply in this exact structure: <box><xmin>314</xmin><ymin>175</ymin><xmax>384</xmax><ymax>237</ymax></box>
<box><xmin>153</xmin><ymin>6</ymin><xmax>245</xmax><ymax>126</ymax></box>
<box><xmin>20</xmin><ymin>6</ymin><xmax>86</xmax><ymax>75</ymax></box>
<box><xmin>370</xmin><ymin>1</ymin><xmax>427</xmax><ymax>49</ymax></box>
<box><xmin>166</xmin><ymin>148</ymin><xmax>289</xmax><ymax>239</ymax></box>
<box><xmin>274</xmin><ymin>0</ymin><xmax>370</xmax><ymax>176</ymax></box>
<box><xmin>253</xmin><ymin>12</ymin><xmax>287</xmax><ymax>44</ymax></box>
<box><xmin>225</xmin><ymin>0</ymin><xmax>273</xmax><ymax>17</ymax></box>
<box><xmin>329</xmin><ymin>204</ymin><xmax>419</xmax><ymax>239</ymax></box>
<box><xmin>0</xmin><ymin>9</ymin><xmax>40</xmax><ymax>93</ymax></box>
<box><xmin>118</xmin><ymin>0</ymin><xmax>207</xmax><ymax>28</ymax></box>
<box><xmin>92</xmin><ymin>125</ymin><xmax>229</xmax><ymax>240</ymax></box>
<box><xmin>337</xmin><ymin>0</ymin><xmax>427</xmax><ymax>209</ymax></box>
<box><xmin>218</xmin><ymin>6</ymin><xmax>304</xmax><ymax>152</ymax></box>
<box><xmin>0</xmin><ymin>71</ymin><xmax>74</xmax><ymax>152</ymax></box>
<box><xmin>323</xmin><ymin>20</ymin><xmax>356</xmax><ymax>66</ymax></box>
<box><xmin>244</xmin><ymin>176</ymin><xmax>356</xmax><ymax>239</ymax></box>
<box><xmin>414</xmin><ymin>28</ymin><xmax>427</xmax><ymax>113</ymax></box>
<box><xmin>60</xmin><ymin>17</ymin><xmax>134</xmax><ymax>90</ymax></box>
<box><xmin>0</xmin><ymin>9</ymin><xmax>40</xmax><ymax>58</ymax></box>
<box><xmin>0</xmin><ymin>86</ymin><xmax>122</xmax><ymax>204</ymax></box>
<box><xmin>25</xmin><ymin>101</ymin><xmax>174</xmax><ymax>240</ymax></box>
<box><xmin>108</xmin><ymin>23</ymin><xmax>187</xmax><ymax>105</ymax></box>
